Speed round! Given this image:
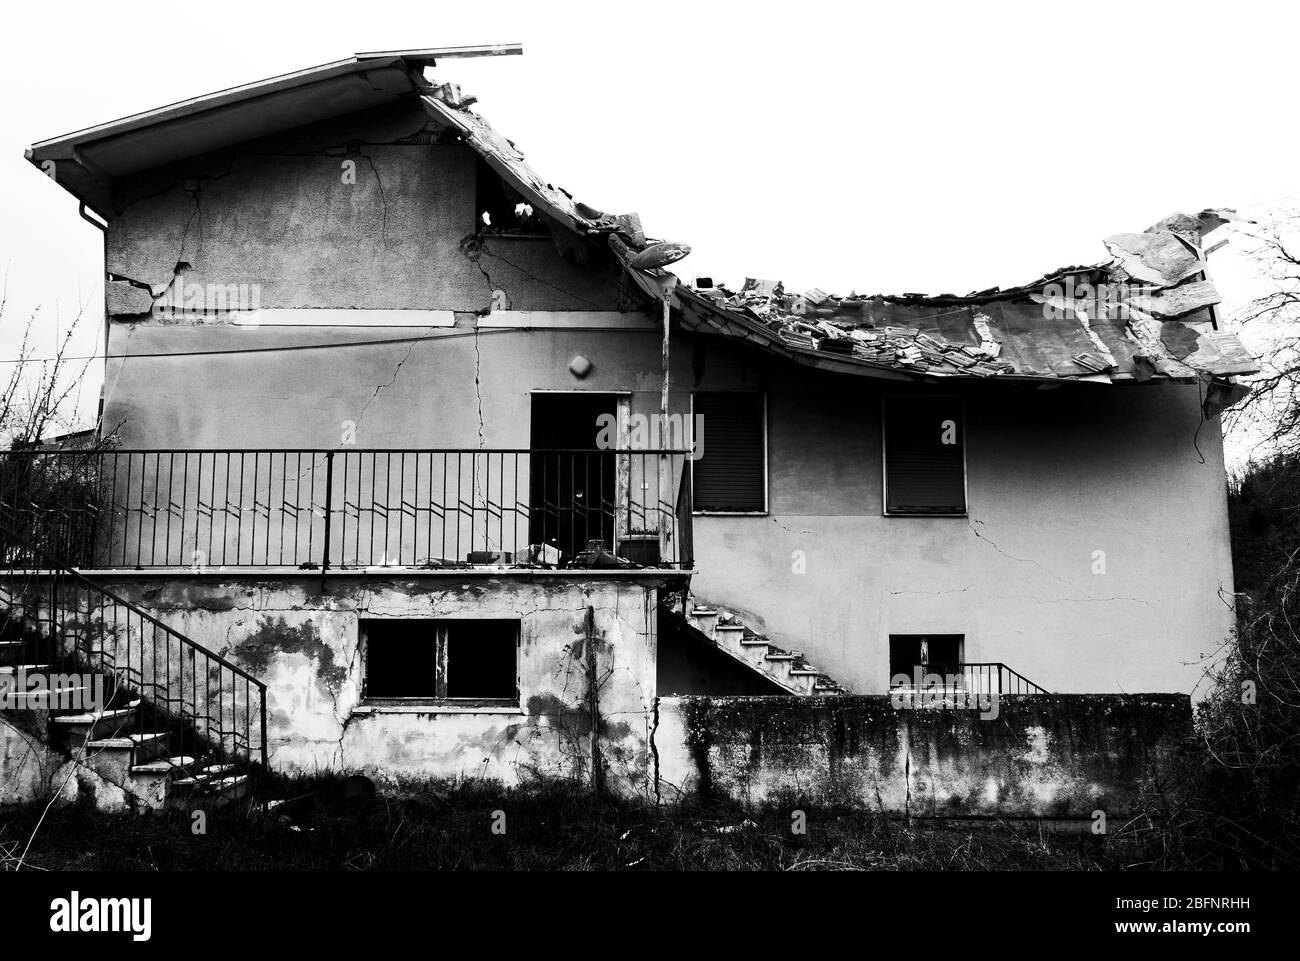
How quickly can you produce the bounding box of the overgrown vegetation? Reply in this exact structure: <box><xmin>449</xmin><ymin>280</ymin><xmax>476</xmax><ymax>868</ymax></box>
<box><xmin>1145</xmin><ymin>454</ymin><xmax>1300</xmax><ymax>870</ymax></box>
<box><xmin>0</xmin><ymin>774</ymin><xmax>1130</xmax><ymax>872</ymax></box>
<box><xmin>0</xmin><ymin>289</ymin><xmax>115</xmax><ymax>561</ymax></box>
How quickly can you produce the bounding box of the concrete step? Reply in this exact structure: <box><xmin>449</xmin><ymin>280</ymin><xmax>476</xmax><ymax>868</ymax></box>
<box><xmin>130</xmin><ymin>755</ymin><xmax>197</xmax><ymax>776</ymax></box>
<box><xmin>81</xmin><ymin>731</ymin><xmax>172</xmax><ymax>784</ymax></box>
<box><xmin>172</xmin><ymin>763</ymin><xmax>238</xmax><ymax>791</ymax></box>
<box><xmin>85</xmin><ymin>731</ymin><xmax>171</xmax><ymax>765</ymax></box>
<box><xmin>124</xmin><ymin>755</ymin><xmax>199</xmax><ymax>810</ymax></box>
<box><xmin>4</xmin><ymin>685</ymin><xmax>91</xmax><ymax>709</ymax></box>
<box><xmin>171</xmin><ymin>765</ymin><xmax>250</xmax><ymax>806</ymax></box>
<box><xmin>202</xmin><ymin>774</ymin><xmax>250</xmax><ymax>805</ymax></box>
<box><xmin>679</xmin><ymin>603</ymin><xmax>851</xmax><ymax>695</ymax></box>
<box><xmin>52</xmin><ymin>700</ymin><xmax>142</xmax><ymax>741</ymax></box>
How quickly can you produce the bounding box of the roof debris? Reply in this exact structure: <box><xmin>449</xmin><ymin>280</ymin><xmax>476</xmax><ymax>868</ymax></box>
<box><xmin>25</xmin><ymin>50</ymin><xmax>1260</xmax><ymax>392</ymax></box>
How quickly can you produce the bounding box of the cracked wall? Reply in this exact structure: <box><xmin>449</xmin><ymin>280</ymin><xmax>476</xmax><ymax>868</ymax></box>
<box><xmin>90</xmin><ymin>96</ymin><xmax>1236</xmax><ymax>699</ymax></box>
<box><xmin>92</xmin><ymin>574</ymin><xmax>660</xmax><ymax>793</ymax></box>
<box><xmin>95</xmin><ymin>317</ymin><xmax>1234</xmax><ymax>696</ymax></box>
<box><xmin>653</xmin><ymin>693</ymin><xmax>1191</xmax><ymax>817</ymax></box>
<box><xmin>677</xmin><ymin>344</ymin><xmax>1236</xmax><ymax>697</ymax></box>
<box><xmin>105</xmin><ymin>101</ymin><xmax>620</xmax><ymax>313</ymax></box>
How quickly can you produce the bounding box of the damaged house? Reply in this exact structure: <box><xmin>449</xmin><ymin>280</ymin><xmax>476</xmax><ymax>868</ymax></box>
<box><xmin>1</xmin><ymin>48</ymin><xmax>1255</xmax><ymax>816</ymax></box>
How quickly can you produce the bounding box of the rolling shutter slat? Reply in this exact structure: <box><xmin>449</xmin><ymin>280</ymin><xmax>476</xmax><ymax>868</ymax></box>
<box><xmin>885</xmin><ymin>397</ymin><xmax>965</xmax><ymax>513</ymax></box>
<box><xmin>694</xmin><ymin>393</ymin><xmax>765</xmax><ymax>512</ymax></box>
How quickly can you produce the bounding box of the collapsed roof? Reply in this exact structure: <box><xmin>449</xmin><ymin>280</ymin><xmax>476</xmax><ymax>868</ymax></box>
<box><xmin>27</xmin><ymin>51</ymin><xmax>1257</xmax><ymax>390</ymax></box>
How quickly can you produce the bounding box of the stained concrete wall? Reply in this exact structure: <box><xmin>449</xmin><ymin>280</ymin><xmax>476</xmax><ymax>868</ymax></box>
<box><xmin>654</xmin><ymin>693</ymin><xmax>1191</xmax><ymax>817</ymax></box>
<box><xmin>98</xmin><ymin>319</ymin><xmax>1235</xmax><ymax>697</ymax></box>
<box><xmin>107</xmin><ymin>100</ymin><xmax>621</xmax><ymax>313</ymax></box>
<box><xmin>93</xmin><ymin>96</ymin><xmax>1237</xmax><ymax>699</ymax></box>
<box><xmin>94</xmin><ymin>573</ymin><xmax>661</xmax><ymax>792</ymax></box>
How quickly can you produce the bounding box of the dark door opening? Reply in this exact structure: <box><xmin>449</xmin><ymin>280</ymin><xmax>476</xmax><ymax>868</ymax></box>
<box><xmin>889</xmin><ymin>634</ymin><xmax>964</xmax><ymax>688</ymax></box>
<box><xmin>529</xmin><ymin>393</ymin><xmax>618</xmax><ymax>562</ymax></box>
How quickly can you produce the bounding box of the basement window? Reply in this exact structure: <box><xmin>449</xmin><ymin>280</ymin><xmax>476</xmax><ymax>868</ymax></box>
<box><xmin>691</xmin><ymin>392</ymin><xmax>767</xmax><ymax>513</ymax></box>
<box><xmin>889</xmin><ymin>634</ymin><xmax>964</xmax><ymax>689</ymax></box>
<box><xmin>883</xmin><ymin>395</ymin><xmax>966</xmax><ymax>515</ymax></box>
<box><xmin>362</xmin><ymin>619</ymin><xmax>519</xmax><ymax>706</ymax></box>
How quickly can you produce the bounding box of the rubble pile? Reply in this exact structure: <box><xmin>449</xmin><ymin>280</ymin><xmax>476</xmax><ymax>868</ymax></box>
<box><xmin>691</xmin><ymin>278</ymin><xmax>1018</xmax><ymax>377</ymax></box>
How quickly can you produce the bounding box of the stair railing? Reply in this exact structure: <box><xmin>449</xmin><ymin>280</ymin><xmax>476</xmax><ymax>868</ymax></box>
<box><xmin>0</xmin><ymin>519</ymin><xmax>267</xmax><ymax>775</ymax></box>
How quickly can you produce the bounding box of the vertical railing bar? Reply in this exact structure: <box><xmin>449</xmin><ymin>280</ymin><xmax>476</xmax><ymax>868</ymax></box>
<box><xmin>164</xmin><ymin>451</ymin><xmax>174</xmax><ymax>566</ymax></box>
<box><xmin>321</xmin><ymin>451</ymin><xmax>334</xmax><ymax>590</ymax></box>
<box><xmin>234</xmin><ymin>452</ymin><xmax>245</xmax><ymax>566</ymax></box>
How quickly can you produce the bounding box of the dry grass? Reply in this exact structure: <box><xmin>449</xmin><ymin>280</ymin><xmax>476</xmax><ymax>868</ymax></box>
<box><xmin>1</xmin><ymin>774</ymin><xmax>1138</xmax><ymax>872</ymax></box>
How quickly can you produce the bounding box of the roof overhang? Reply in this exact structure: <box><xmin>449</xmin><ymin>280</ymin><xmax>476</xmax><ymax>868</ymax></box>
<box><xmin>26</xmin><ymin>47</ymin><xmax>520</xmax><ymax>215</ymax></box>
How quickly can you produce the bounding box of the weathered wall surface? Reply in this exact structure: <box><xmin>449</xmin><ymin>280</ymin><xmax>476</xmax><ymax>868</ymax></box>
<box><xmin>654</xmin><ymin>694</ymin><xmax>1191</xmax><ymax>817</ymax></box>
<box><xmin>0</xmin><ymin>714</ymin><xmax>134</xmax><ymax>810</ymax></box>
<box><xmin>685</xmin><ymin>361</ymin><xmax>1237</xmax><ymax>699</ymax></box>
<box><xmin>93</xmin><ymin>98</ymin><xmax>1236</xmax><ymax>699</ymax></box>
<box><xmin>106</xmin><ymin>101</ymin><xmax>621</xmax><ymax>313</ymax></box>
<box><xmin>99</xmin><ymin>320</ymin><xmax>1235</xmax><ymax>696</ymax></box>
<box><xmin>95</xmin><ymin>574</ymin><xmax>660</xmax><ymax>792</ymax></box>
<box><xmin>1</xmin><ymin>713</ymin><xmax>64</xmax><ymax>805</ymax></box>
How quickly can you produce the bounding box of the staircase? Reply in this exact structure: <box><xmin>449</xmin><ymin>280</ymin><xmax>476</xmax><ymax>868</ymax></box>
<box><xmin>0</xmin><ymin>526</ymin><xmax>266</xmax><ymax>812</ymax></box>
<box><xmin>683</xmin><ymin>605</ymin><xmax>848</xmax><ymax>695</ymax></box>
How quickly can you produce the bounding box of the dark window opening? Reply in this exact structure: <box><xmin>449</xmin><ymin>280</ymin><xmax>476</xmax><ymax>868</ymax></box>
<box><xmin>475</xmin><ymin>158</ymin><xmax>544</xmax><ymax>235</ymax></box>
<box><xmin>363</xmin><ymin>619</ymin><xmax>519</xmax><ymax>704</ymax></box>
<box><xmin>884</xmin><ymin>395</ymin><xmax>966</xmax><ymax>515</ymax></box>
<box><xmin>445</xmin><ymin>621</ymin><xmax>518</xmax><ymax>699</ymax></box>
<box><xmin>529</xmin><ymin>393</ymin><xmax>618</xmax><ymax>561</ymax></box>
<box><xmin>692</xmin><ymin>392</ymin><xmax>765</xmax><ymax>513</ymax></box>
<box><xmin>889</xmin><ymin>634</ymin><xmax>963</xmax><ymax>688</ymax></box>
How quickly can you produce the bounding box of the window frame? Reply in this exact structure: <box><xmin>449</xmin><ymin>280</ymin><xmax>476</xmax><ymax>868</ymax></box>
<box><xmin>887</xmin><ymin>633</ymin><xmax>967</xmax><ymax>690</ymax></box>
<box><xmin>689</xmin><ymin>391</ymin><xmax>769</xmax><ymax>516</ymax></box>
<box><xmin>881</xmin><ymin>393</ymin><xmax>968</xmax><ymax>518</ymax></box>
<box><xmin>360</xmin><ymin>618</ymin><xmax>521</xmax><ymax>709</ymax></box>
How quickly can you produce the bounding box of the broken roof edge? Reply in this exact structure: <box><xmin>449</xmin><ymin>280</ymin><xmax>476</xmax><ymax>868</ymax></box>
<box><xmin>418</xmin><ymin>91</ymin><xmax>647</xmax><ymax>244</ymax></box>
<box><xmin>609</xmin><ymin>234</ymin><xmax>1259</xmax><ymax>391</ymax></box>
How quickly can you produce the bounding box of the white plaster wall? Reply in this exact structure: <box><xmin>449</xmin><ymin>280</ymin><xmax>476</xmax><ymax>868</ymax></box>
<box><xmin>95</xmin><ymin>575</ymin><xmax>660</xmax><ymax>791</ymax></box>
<box><xmin>99</xmin><ymin>318</ymin><xmax>1235</xmax><ymax>697</ymax></box>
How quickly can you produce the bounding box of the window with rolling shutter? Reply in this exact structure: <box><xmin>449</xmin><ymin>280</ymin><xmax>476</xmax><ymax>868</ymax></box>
<box><xmin>692</xmin><ymin>392</ymin><xmax>766</xmax><ymax>513</ymax></box>
<box><xmin>883</xmin><ymin>396</ymin><xmax>966</xmax><ymax>514</ymax></box>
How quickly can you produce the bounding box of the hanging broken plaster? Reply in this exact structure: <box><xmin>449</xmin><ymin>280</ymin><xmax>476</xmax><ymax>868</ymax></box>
<box><xmin>971</xmin><ymin>312</ymin><xmax>1002</xmax><ymax>360</ymax></box>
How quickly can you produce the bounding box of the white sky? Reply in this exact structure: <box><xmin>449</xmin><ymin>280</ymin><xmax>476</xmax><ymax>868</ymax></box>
<box><xmin>0</xmin><ymin>0</ymin><xmax>1295</xmax><ymax>464</ymax></box>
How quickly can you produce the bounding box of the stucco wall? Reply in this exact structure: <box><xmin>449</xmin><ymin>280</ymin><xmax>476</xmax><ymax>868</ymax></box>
<box><xmin>106</xmin><ymin>100</ymin><xmax>620</xmax><ymax>314</ymax></box>
<box><xmin>91</xmin><ymin>96</ymin><xmax>1237</xmax><ymax>699</ymax></box>
<box><xmin>687</xmin><ymin>367</ymin><xmax>1237</xmax><ymax>699</ymax></box>
<box><xmin>99</xmin><ymin>320</ymin><xmax>1234</xmax><ymax>697</ymax></box>
<box><xmin>654</xmin><ymin>693</ymin><xmax>1191</xmax><ymax>818</ymax></box>
<box><xmin>95</xmin><ymin>574</ymin><xmax>661</xmax><ymax>792</ymax></box>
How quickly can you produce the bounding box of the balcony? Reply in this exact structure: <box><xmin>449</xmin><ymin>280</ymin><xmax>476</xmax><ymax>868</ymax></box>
<box><xmin>0</xmin><ymin>448</ymin><xmax>694</xmax><ymax>573</ymax></box>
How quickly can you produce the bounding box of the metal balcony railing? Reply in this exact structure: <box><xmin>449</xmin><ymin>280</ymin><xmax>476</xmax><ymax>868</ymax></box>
<box><xmin>0</xmin><ymin>448</ymin><xmax>695</xmax><ymax>572</ymax></box>
<box><xmin>889</xmin><ymin>661</ymin><xmax>1050</xmax><ymax>696</ymax></box>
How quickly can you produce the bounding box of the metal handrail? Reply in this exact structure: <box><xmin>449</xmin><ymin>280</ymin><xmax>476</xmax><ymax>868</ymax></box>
<box><xmin>890</xmin><ymin>661</ymin><xmax>1050</xmax><ymax>696</ymax></box>
<box><xmin>0</xmin><ymin>447</ymin><xmax>696</xmax><ymax>572</ymax></box>
<box><xmin>0</xmin><ymin>518</ymin><xmax>268</xmax><ymax>770</ymax></box>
